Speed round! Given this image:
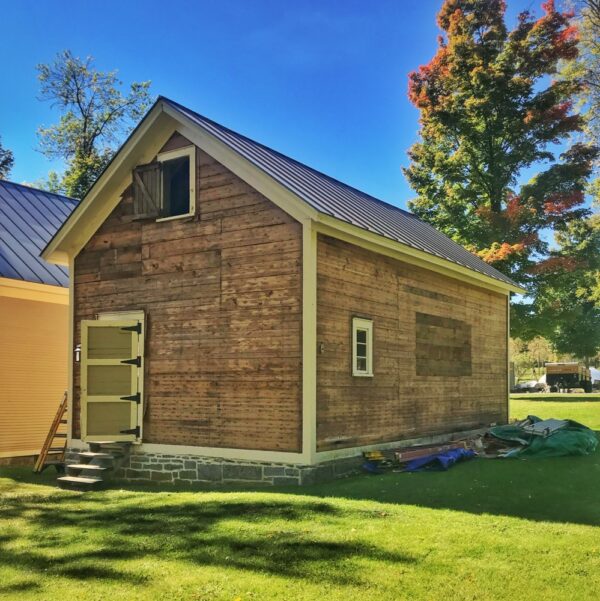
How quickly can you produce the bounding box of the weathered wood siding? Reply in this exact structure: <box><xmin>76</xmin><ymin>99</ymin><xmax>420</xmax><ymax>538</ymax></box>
<box><xmin>316</xmin><ymin>235</ymin><xmax>508</xmax><ymax>451</ymax></box>
<box><xmin>73</xmin><ymin>141</ymin><xmax>303</xmax><ymax>452</ymax></box>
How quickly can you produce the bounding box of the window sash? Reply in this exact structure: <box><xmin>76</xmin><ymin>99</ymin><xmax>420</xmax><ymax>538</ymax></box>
<box><xmin>352</xmin><ymin>318</ymin><xmax>373</xmax><ymax>377</ymax></box>
<box><xmin>156</xmin><ymin>146</ymin><xmax>195</xmax><ymax>220</ymax></box>
<box><xmin>161</xmin><ymin>155</ymin><xmax>190</xmax><ymax>218</ymax></box>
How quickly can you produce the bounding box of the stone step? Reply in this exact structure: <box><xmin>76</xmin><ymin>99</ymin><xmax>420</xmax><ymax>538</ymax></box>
<box><xmin>57</xmin><ymin>475</ymin><xmax>103</xmax><ymax>490</ymax></box>
<box><xmin>89</xmin><ymin>441</ymin><xmax>130</xmax><ymax>448</ymax></box>
<box><xmin>78</xmin><ymin>451</ymin><xmax>116</xmax><ymax>459</ymax></box>
<box><xmin>67</xmin><ymin>463</ymin><xmax>109</xmax><ymax>472</ymax></box>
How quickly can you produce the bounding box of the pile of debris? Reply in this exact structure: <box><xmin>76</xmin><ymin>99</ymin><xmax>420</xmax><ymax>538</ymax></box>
<box><xmin>362</xmin><ymin>442</ymin><xmax>476</xmax><ymax>474</ymax></box>
<box><xmin>362</xmin><ymin>415</ymin><xmax>598</xmax><ymax>474</ymax></box>
<box><xmin>472</xmin><ymin>415</ymin><xmax>598</xmax><ymax>459</ymax></box>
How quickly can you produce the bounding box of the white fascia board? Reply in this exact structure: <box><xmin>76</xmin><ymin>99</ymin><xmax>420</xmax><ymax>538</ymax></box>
<box><xmin>42</xmin><ymin>103</ymin><xmax>177</xmax><ymax>263</ymax></box>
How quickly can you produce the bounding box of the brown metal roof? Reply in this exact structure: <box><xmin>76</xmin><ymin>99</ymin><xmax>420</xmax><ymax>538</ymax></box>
<box><xmin>163</xmin><ymin>97</ymin><xmax>520</xmax><ymax>290</ymax></box>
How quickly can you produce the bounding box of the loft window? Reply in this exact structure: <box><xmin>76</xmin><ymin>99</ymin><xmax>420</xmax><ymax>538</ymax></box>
<box><xmin>162</xmin><ymin>155</ymin><xmax>190</xmax><ymax>218</ymax></box>
<box><xmin>352</xmin><ymin>317</ymin><xmax>373</xmax><ymax>377</ymax></box>
<box><xmin>132</xmin><ymin>145</ymin><xmax>195</xmax><ymax>220</ymax></box>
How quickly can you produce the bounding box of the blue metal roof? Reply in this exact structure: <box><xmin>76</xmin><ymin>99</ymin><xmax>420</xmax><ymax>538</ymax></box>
<box><xmin>0</xmin><ymin>180</ymin><xmax>77</xmax><ymax>287</ymax></box>
<box><xmin>163</xmin><ymin>96</ymin><xmax>520</xmax><ymax>290</ymax></box>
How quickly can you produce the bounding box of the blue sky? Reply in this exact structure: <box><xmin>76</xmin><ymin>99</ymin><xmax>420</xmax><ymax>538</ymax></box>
<box><xmin>1</xmin><ymin>0</ymin><xmax>543</xmax><ymax>209</ymax></box>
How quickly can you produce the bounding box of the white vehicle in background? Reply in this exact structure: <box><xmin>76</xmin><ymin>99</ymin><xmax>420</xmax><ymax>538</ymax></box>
<box><xmin>512</xmin><ymin>380</ymin><xmax>546</xmax><ymax>393</ymax></box>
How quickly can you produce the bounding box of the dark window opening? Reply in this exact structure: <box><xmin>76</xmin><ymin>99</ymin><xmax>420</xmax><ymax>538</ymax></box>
<box><xmin>162</xmin><ymin>156</ymin><xmax>190</xmax><ymax>218</ymax></box>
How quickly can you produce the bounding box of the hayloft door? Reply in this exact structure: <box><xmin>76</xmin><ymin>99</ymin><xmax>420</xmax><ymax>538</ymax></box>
<box><xmin>80</xmin><ymin>320</ymin><xmax>144</xmax><ymax>442</ymax></box>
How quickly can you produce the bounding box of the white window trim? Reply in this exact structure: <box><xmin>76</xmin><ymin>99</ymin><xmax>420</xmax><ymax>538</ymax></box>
<box><xmin>156</xmin><ymin>145</ymin><xmax>196</xmax><ymax>221</ymax></box>
<box><xmin>352</xmin><ymin>317</ymin><xmax>373</xmax><ymax>377</ymax></box>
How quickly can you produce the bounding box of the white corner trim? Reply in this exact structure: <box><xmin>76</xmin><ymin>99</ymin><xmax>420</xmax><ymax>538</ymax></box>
<box><xmin>302</xmin><ymin>220</ymin><xmax>318</xmax><ymax>465</ymax></box>
<box><xmin>506</xmin><ymin>294</ymin><xmax>511</xmax><ymax>422</ymax></box>
<box><xmin>66</xmin><ymin>257</ymin><xmax>74</xmax><ymax>445</ymax></box>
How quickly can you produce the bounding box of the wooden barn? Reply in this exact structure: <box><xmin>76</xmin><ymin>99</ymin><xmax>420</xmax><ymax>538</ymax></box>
<box><xmin>42</xmin><ymin>97</ymin><xmax>522</xmax><ymax>486</ymax></box>
<box><xmin>0</xmin><ymin>180</ymin><xmax>76</xmax><ymax>460</ymax></box>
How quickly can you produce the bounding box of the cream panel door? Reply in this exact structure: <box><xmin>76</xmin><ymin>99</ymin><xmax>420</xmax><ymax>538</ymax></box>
<box><xmin>80</xmin><ymin>320</ymin><xmax>143</xmax><ymax>442</ymax></box>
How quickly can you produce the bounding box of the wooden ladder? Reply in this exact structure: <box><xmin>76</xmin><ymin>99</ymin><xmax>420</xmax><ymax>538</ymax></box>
<box><xmin>33</xmin><ymin>391</ymin><xmax>68</xmax><ymax>473</ymax></box>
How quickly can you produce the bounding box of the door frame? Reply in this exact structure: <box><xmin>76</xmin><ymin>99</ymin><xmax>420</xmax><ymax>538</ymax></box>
<box><xmin>98</xmin><ymin>311</ymin><xmax>145</xmax><ymax>443</ymax></box>
<box><xmin>80</xmin><ymin>311</ymin><xmax>145</xmax><ymax>442</ymax></box>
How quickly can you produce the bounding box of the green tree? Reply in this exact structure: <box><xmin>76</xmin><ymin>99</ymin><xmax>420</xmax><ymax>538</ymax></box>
<box><xmin>37</xmin><ymin>50</ymin><xmax>152</xmax><ymax>199</ymax></box>
<box><xmin>510</xmin><ymin>336</ymin><xmax>557</xmax><ymax>381</ymax></box>
<box><xmin>0</xmin><ymin>136</ymin><xmax>14</xmax><ymax>179</ymax></box>
<box><xmin>527</xmin><ymin>216</ymin><xmax>600</xmax><ymax>363</ymax></box>
<box><xmin>509</xmin><ymin>338</ymin><xmax>534</xmax><ymax>381</ymax></box>
<box><xmin>404</xmin><ymin>0</ymin><xmax>597</xmax><ymax>294</ymax></box>
<box><xmin>560</xmin><ymin>0</ymin><xmax>600</xmax><ymax>206</ymax></box>
<box><xmin>572</xmin><ymin>1</ymin><xmax>600</xmax><ymax>141</ymax></box>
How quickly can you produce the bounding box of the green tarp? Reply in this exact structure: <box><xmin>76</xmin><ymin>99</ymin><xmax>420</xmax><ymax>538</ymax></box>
<box><xmin>489</xmin><ymin>416</ymin><xmax>598</xmax><ymax>458</ymax></box>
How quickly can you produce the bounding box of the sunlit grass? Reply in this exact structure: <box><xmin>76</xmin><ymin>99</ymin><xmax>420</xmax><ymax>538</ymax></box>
<box><xmin>511</xmin><ymin>395</ymin><xmax>600</xmax><ymax>430</ymax></box>
<box><xmin>0</xmin><ymin>398</ymin><xmax>598</xmax><ymax>600</ymax></box>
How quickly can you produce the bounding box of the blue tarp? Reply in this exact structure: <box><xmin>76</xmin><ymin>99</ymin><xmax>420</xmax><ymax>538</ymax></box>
<box><xmin>403</xmin><ymin>448</ymin><xmax>477</xmax><ymax>472</ymax></box>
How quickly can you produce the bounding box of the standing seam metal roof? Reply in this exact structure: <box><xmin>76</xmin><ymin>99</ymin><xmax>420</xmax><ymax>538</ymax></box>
<box><xmin>163</xmin><ymin>96</ymin><xmax>519</xmax><ymax>289</ymax></box>
<box><xmin>0</xmin><ymin>179</ymin><xmax>77</xmax><ymax>287</ymax></box>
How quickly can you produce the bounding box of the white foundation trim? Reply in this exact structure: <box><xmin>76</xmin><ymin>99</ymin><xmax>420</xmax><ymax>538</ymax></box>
<box><xmin>67</xmin><ymin>439</ymin><xmax>307</xmax><ymax>464</ymax></box>
<box><xmin>314</xmin><ymin>427</ymin><xmax>489</xmax><ymax>463</ymax></box>
<box><xmin>68</xmin><ymin>426</ymin><xmax>488</xmax><ymax>466</ymax></box>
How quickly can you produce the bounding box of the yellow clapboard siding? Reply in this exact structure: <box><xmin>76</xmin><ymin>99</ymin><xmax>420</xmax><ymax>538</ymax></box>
<box><xmin>0</xmin><ymin>296</ymin><xmax>68</xmax><ymax>457</ymax></box>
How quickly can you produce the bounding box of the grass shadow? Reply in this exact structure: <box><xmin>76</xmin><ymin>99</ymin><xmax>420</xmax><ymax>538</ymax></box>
<box><xmin>0</xmin><ymin>581</ymin><xmax>41</xmax><ymax>594</ymax></box>
<box><xmin>0</xmin><ymin>483</ymin><xmax>415</xmax><ymax>588</ymax></box>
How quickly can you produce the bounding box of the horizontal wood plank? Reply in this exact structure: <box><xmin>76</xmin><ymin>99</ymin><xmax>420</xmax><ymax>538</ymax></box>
<box><xmin>73</xmin><ymin>147</ymin><xmax>303</xmax><ymax>452</ymax></box>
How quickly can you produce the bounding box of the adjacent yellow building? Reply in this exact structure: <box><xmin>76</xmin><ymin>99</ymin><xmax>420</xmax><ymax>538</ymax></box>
<box><xmin>0</xmin><ymin>180</ymin><xmax>76</xmax><ymax>458</ymax></box>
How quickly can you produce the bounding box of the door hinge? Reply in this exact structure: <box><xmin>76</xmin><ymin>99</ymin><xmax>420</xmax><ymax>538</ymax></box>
<box><xmin>120</xmin><ymin>392</ymin><xmax>141</xmax><ymax>404</ymax></box>
<box><xmin>120</xmin><ymin>426</ymin><xmax>140</xmax><ymax>437</ymax></box>
<box><xmin>121</xmin><ymin>322</ymin><xmax>142</xmax><ymax>335</ymax></box>
<box><xmin>120</xmin><ymin>356</ymin><xmax>142</xmax><ymax>367</ymax></box>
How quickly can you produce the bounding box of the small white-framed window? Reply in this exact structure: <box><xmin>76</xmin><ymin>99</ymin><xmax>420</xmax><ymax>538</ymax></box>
<box><xmin>156</xmin><ymin>146</ymin><xmax>196</xmax><ymax>221</ymax></box>
<box><xmin>132</xmin><ymin>145</ymin><xmax>196</xmax><ymax>221</ymax></box>
<box><xmin>352</xmin><ymin>317</ymin><xmax>373</xmax><ymax>377</ymax></box>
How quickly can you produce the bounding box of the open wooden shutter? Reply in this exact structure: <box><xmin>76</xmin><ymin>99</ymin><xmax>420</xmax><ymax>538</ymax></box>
<box><xmin>80</xmin><ymin>320</ymin><xmax>144</xmax><ymax>442</ymax></box>
<box><xmin>133</xmin><ymin>163</ymin><xmax>161</xmax><ymax>218</ymax></box>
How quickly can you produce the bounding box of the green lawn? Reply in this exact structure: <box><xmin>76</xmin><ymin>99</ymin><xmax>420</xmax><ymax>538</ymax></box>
<box><xmin>511</xmin><ymin>393</ymin><xmax>600</xmax><ymax>429</ymax></box>
<box><xmin>1</xmin><ymin>399</ymin><xmax>599</xmax><ymax>601</ymax></box>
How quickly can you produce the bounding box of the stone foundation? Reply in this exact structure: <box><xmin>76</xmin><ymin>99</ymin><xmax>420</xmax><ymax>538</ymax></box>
<box><xmin>64</xmin><ymin>426</ymin><xmax>490</xmax><ymax>487</ymax></box>
<box><xmin>65</xmin><ymin>448</ymin><xmax>363</xmax><ymax>486</ymax></box>
<box><xmin>0</xmin><ymin>455</ymin><xmax>35</xmax><ymax>467</ymax></box>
